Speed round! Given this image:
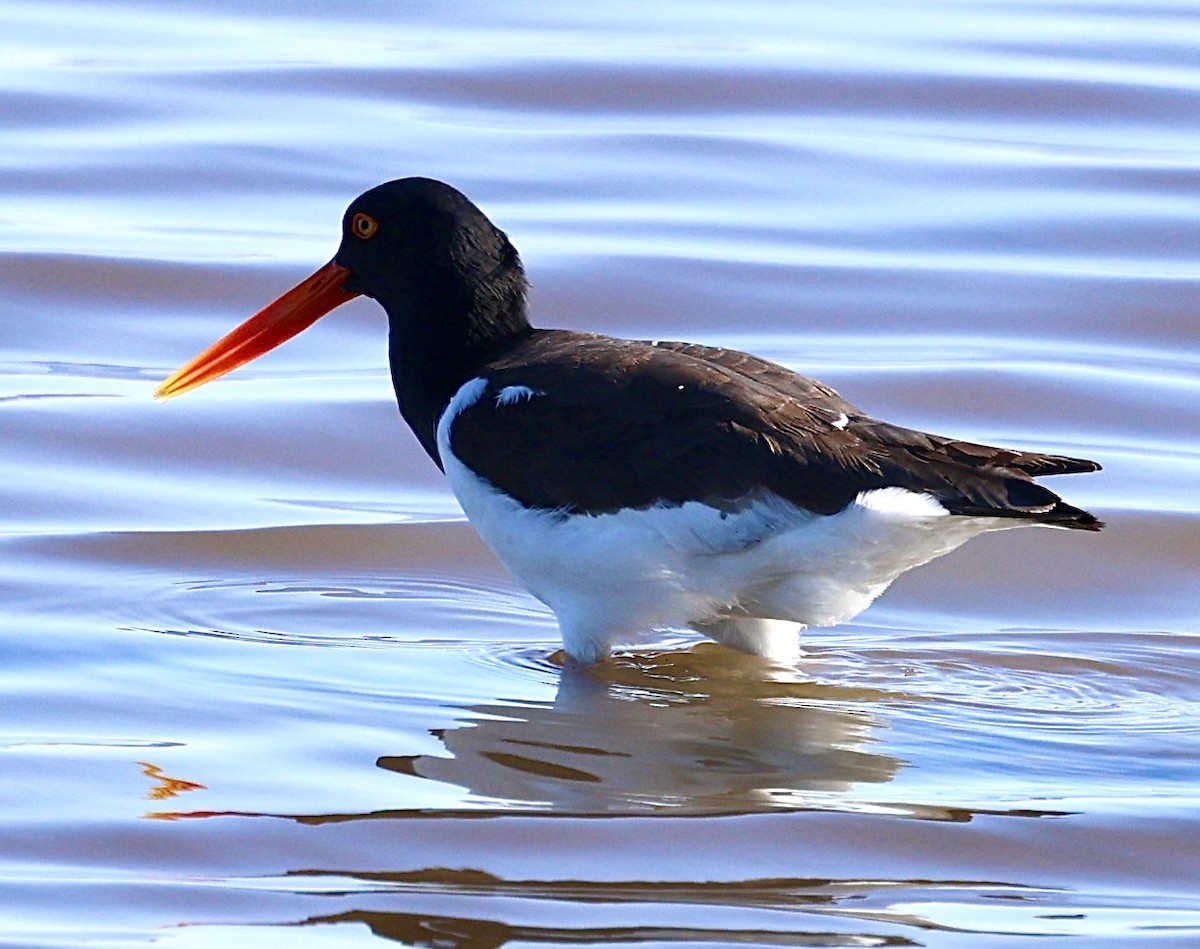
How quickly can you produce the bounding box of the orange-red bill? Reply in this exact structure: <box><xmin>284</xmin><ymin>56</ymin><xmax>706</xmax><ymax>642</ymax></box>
<box><xmin>154</xmin><ymin>259</ymin><xmax>360</xmax><ymax>400</ymax></box>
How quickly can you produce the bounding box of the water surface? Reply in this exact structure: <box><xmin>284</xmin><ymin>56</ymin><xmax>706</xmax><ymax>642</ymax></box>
<box><xmin>2</xmin><ymin>1</ymin><xmax>1199</xmax><ymax>946</ymax></box>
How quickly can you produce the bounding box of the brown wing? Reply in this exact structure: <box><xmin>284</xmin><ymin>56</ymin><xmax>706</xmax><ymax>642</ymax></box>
<box><xmin>449</xmin><ymin>330</ymin><xmax>1102</xmax><ymax>529</ymax></box>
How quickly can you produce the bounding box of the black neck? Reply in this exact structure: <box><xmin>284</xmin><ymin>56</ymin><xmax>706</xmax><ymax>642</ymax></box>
<box><xmin>344</xmin><ymin>181</ymin><xmax>533</xmax><ymax>467</ymax></box>
<box><xmin>386</xmin><ymin>292</ymin><xmax>532</xmax><ymax>468</ymax></box>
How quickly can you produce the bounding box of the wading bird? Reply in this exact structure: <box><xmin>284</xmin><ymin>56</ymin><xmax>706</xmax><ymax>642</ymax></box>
<box><xmin>158</xmin><ymin>178</ymin><xmax>1102</xmax><ymax>664</ymax></box>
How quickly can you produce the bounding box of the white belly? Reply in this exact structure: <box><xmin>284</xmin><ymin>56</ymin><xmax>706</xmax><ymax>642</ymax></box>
<box><xmin>436</xmin><ymin>378</ymin><xmax>1011</xmax><ymax>663</ymax></box>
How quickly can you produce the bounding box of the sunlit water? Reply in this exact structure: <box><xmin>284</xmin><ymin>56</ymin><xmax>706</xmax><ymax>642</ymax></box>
<box><xmin>2</xmin><ymin>1</ymin><xmax>1199</xmax><ymax>946</ymax></box>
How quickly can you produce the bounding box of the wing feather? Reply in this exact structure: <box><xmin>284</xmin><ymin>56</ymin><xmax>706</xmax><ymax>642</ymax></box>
<box><xmin>448</xmin><ymin>330</ymin><xmax>1102</xmax><ymax>530</ymax></box>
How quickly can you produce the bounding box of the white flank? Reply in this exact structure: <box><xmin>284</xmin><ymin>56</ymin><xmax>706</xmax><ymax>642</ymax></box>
<box><xmin>856</xmin><ymin>486</ymin><xmax>948</xmax><ymax>517</ymax></box>
<box><xmin>437</xmin><ymin>378</ymin><xmax>1016</xmax><ymax>664</ymax></box>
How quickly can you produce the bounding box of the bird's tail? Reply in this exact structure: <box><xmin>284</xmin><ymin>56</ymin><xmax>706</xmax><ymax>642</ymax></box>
<box><xmin>944</xmin><ymin>474</ymin><xmax>1104</xmax><ymax>530</ymax></box>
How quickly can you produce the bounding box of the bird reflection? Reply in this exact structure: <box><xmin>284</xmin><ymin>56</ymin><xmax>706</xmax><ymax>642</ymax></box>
<box><xmin>379</xmin><ymin>644</ymin><xmax>902</xmax><ymax>814</ymax></box>
<box><xmin>293</xmin><ymin>907</ymin><xmax>909</xmax><ymax>948</ymax></box>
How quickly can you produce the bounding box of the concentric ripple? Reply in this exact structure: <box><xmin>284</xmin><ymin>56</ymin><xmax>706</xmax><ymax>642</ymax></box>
<box><xmin>126</xmin><ymin>573</ymin><xmax>555</xmax><ymax>649</ymax></box>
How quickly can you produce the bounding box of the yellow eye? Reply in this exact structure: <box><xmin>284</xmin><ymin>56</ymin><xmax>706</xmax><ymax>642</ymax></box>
<box><xmin>351</xmin><ymin>212</ymin><xmax>379</xmax><ymax>240</ymax></box>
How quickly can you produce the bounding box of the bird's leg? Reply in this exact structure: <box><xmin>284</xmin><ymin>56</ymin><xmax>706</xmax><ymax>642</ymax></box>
<box><xmin>693</xmin><ymin>615</ymin><xmax>803</xmax><ymax>663</ymax></box>
<box><xmin>555</xmin><ymin>614</ymin><xmax>620</xmax><ymax>666</ymax></box>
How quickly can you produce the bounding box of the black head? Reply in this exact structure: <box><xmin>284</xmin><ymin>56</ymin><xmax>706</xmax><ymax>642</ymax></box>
<box><xmin>155</xmin><ymin>177</ymin><xmax>530</xmax><ymax>442</ymax></box>
<box><xmin>334</xmin><ymin>177</ymin><xmax>530</xmax><ymax>350</ymax></box>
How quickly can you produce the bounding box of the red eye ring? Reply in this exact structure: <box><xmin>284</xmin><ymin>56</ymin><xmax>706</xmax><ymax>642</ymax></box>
<box><xmin>351</xmin><ymin>212</ymin><xmax>379</xmax><ymax>240</ymax></box>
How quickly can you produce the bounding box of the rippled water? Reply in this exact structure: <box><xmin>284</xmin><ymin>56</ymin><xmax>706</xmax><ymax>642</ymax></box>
<box><xmin>3</xmin><ymin>1</ymin><xmax>1199</xmax><ymax>946</ymax></box>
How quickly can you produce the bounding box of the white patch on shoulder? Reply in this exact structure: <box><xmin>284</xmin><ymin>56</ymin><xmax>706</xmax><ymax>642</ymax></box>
<box><xmin>831</xmin><ymin>412</ymin><xmax>850</xmax><ymax>430</ymax></box>
<box><xmin>495</xmin><ymin>384</ymin><xmax>543</xmax><ymax>407</ymax></box>
<box><xmin>444</xmin><ymin>376</ymin><xmax>488</xmax><ymax>414</ymax></box>
<box><xmin>435</xmin><ymin>377</ymin><xmax>488</xmax><ymax>463</ymax></box>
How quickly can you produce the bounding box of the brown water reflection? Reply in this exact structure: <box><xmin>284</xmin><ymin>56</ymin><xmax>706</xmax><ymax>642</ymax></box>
<box><xmin>294</xmin><ymin>908</ymin><xmax>919</xmax><ymax>948</ymax></box>
<box><xmin>380</xmin><ymin>647</ymin><xmax>900</xmax><ymax>815</ymax></box>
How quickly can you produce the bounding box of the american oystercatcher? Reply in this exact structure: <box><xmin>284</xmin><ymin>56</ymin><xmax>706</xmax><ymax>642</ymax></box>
<box><xmin>157</xmin><ymin>178</ymin><xmax>1103</xmax><ymax>664</ymax></box>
